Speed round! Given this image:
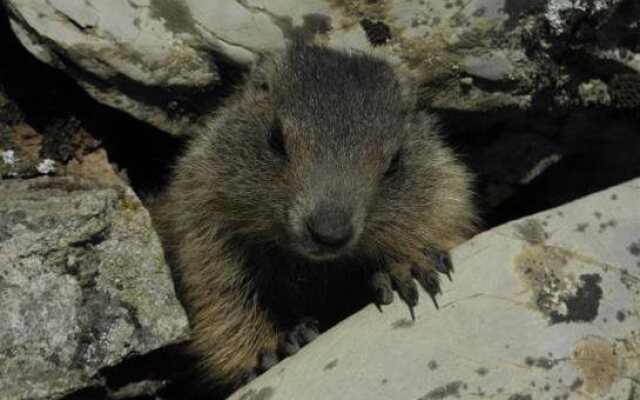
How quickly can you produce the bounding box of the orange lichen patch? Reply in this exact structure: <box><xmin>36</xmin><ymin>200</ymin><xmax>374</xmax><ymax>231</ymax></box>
<box><xmin>65</xmin><ymin>148</ymin><xmax>124</xmax><ymax>187</ymax></box>
<box><xmin>513</xmin><ymin>244</ymin><xmax>572</xmax><ymax>317</ymax></box>
<box><xmin>512</xmin><ymin>240</ymin><xmax>612</xmax><ymax>324</ymax></box>
<box><xmin>570</xmin><ymin>337</ymin><xmax>623</xmax><ymax>395</ymax></box>
<box><xmin>64</xmin><ymin>128</ymin><xmax>102</xmax><ymax>160</ymax></box>
<box><xmin>11</xmin><ymin>122</ymin><xmax>43</xmax><ymax>160</ymax></box>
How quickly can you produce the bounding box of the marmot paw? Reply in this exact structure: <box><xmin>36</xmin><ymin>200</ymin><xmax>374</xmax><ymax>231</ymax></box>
<box><xmin>278</xmin><ymin>317</ymin><xmax>320</xmax><ymax>357</ymax></box>
<box><xmin>249</xmin><ymin>317</ymin><xmax>320</xmax><ymax>378</ymax></box>
<box><xmin>370</xmin><ymin>247</ymin><xmax>454</xmax><ymax>320</ymax></box>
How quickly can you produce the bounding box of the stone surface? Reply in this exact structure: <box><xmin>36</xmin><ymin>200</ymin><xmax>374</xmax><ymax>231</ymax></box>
<box><xmin>0</xmin><ymin>83</ymin><xmax>126</xmax><ymax>186</ymax></box>
<box><xmin>4</xmin><ymin>0</ymin><xmax>219</xmax><ymax>134</ymax></box>
<box><xmin>3</xmin><ymin>0</ymin><xmax>639</xmax><ymax>134</ymax></box>
<box><xmin>0</xmin><ymin>176</ymin><xmax>190</xmax><ymax>400</ymax></box>
<box><xmin>229</xmin><ymin>177</ymin><xmax>640</xmax><ymax>400</ymax></box>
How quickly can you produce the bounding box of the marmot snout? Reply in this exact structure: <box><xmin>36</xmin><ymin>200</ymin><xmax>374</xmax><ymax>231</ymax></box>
<box><xmin>153</xmin><ymin>39</ymin><xmax>477</xmax><ymax>389</ymax></box>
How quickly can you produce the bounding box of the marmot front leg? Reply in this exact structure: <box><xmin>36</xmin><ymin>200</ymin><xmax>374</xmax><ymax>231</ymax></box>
<box><xmin>225</xmin><ymin>317</ymin><xmax>320</xmax><ymax>386</ymax></box>
<box><xmin>177</xmin><ymin>241</ymin><xmax>320</xmax><ymax>388</ymax></box>
<box><xmin>176</xmin><ymin>244</ymin><xmax>280</xmax><ymax>387</ymax></box>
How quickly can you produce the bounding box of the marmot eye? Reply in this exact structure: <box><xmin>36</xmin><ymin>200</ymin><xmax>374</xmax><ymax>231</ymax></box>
<box><xmin>268</xmin><ymin>119</ymin><xmax>286</xmax><ymax>157</ymax></box>
<box><xmin>385</xmin><ymin>150</ymin><xmax>401</xmax><ymax>177</ymax></box>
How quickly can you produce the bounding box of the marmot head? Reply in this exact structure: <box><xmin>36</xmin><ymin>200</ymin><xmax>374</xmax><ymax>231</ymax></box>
<box><xmin>191</xmin><ymin>41</ymin><xmax>457</xmax><ymax>262</ymax></box>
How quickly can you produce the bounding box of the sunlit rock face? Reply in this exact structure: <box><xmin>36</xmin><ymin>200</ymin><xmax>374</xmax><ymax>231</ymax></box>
<box><xmin>4</xmin><ymin>0</ymin><xmax>638</xmax><ymax>134</ymax></box>
<box><xmin>0</xmin><ymin>176</ymin><xmax>189</xmax><ymax>400</ymax></box>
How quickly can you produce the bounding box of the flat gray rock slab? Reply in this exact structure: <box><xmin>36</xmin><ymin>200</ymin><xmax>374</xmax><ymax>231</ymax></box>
<box><xmin>0</xmin><ymin>177</ymin><xmax>190</xmax><ymax>400</ymax></box>
<box><xmin>5</xmin><ymin>0</ymin><xmax>637</xmax><ymax>133</ymax></box>
<box><xmin>230</xmin><ymin>178</ymin><xmax>640</xmax><ymax>400</ymax></box>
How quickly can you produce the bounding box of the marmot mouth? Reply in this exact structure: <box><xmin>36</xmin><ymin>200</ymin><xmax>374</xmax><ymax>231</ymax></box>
<box><xmin>290</xmin><ymin>238</ymin><xmax>355</xmax><ymax>262</ymax></box>
<box><xmin>287</xmin><ymin>203</ymin><xmax>364</xmax><ymax>261</ymax></box>
<box><xmin>296</xmin><ymin>224</ymin><xmax>359</xmax><ymax>261</ymax></box>
<box><xmin>306</xmin><ymin>247</ymin><xmax>350</xmax><ymax>261</ymax></box>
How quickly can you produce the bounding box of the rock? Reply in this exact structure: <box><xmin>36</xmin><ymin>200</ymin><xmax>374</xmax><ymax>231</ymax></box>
<box><xmin>108</xmin><ymin>380</ymin><xmax>167</xmax><ymax>400</ymax></box>
<box><xmin>3</xmin><ymin>0</ymin><xmax>219</xmax><ymax>135</ymax></box>
<box><xmin>475</xmin><ymin>132</ymin><xmax>562</xmax><ymax>185</ymax></box>
<box><xmin>0</xmin><ymin>176</ymin><xmax>190</xmax><ymax>400</ymax></box>
<box><xmin>0</xmin><ymin>115</ymin><xmax>121</xmax><ymax>184</ymax></box>
<box><xmin>0</xmin><ymin>85</ymin><xmax>124</xmax><ymax>185</ymax></box>
<box><xmin>609</xmin><ymin>73</ymin><xmax>640</xmax><ymax>109</ymax></box>
<box><xmin>3</xmin><ymin>0</ymin><xmax>639</xmax><ymax>134</ymax></box>
<box><xmin>464</xmin><ymin>51</ymin><xmax>514</xmax><ymax>81</ymax></box>
<box><xmin>544</xmin><ymin>0</ymin><xmax>624</xmax><ymax>35</ymax></box>
<box><xmin>229</xmin><ymin>177</ymin><xmax>640</xmax><ymax>400</ymax></box>
<box><xmin>578</xmin><ymin>79</ymin><xmax>612</xmax><ymax>106</ymax></box>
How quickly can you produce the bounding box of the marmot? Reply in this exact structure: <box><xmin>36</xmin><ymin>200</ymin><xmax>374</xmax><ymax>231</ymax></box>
<box><xmin>153</xmin><ymin>39</ymin><xmax>476</xmax><ymax>389</ymax></box>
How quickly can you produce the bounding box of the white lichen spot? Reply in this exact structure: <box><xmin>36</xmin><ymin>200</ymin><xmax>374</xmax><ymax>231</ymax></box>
<box><xmin>545</xmin><ymin>0</ymin><xmax>587</xmax><ymax>33</ymax></box>
<box><xmin>1</xmin><ymin>149</ymin><xmax>16</xmax><ymax>165</ymax></box>
<box><xmin>546</xmin><ymin>0</ymin><xmax>619</xmax><ymax>33</ymax></box>
<box><xmin>578</xmin><ymin>79</ymin><xmax>611</xmax><ymax>106</ymax></box>
<box><xmin>36</xmin><ymin>158</ymin><xmax>56</xmax><ymax>174</ymax></box>
<box><xmin>596</xmin><ymin>49</ymin><xmax>640</xmax><ymax>73</ymax></box>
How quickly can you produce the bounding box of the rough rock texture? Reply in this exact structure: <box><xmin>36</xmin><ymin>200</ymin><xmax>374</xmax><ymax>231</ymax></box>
<box><xmin>3</xmin><ymin>0</ymin><xmax>639</xmax><ymax>135</ymax></box>
<box><xmin>0</xmin><ymin>176</ymin><xmax>190</xmax><ymax>400</ymax></box>
<box><xmin>0</xmin><ymin>80</ymin><xmax>125</xmax><ymax>185</ymax></box>
<box><xmin>229</xmin><ymin>177</ymin><xmax>640</xmax><ymax>400</ymax></box>
<box><xmin>3</xmin><ymin>0</ymin><xmax>640</xmax><ymax>219</ymax></box>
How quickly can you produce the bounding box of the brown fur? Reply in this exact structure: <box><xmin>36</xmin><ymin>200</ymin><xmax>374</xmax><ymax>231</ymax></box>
<box><xmin>152</xmin><ymin>40</ymin><xmax>477</xmax><ymax>388</ymax></box>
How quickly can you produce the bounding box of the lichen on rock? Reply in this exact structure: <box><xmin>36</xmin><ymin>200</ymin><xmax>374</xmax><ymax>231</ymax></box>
<box><xmin>0</xmin><ymin>176</ymin><xmax>189</xmax><ymax>400</ymax></box>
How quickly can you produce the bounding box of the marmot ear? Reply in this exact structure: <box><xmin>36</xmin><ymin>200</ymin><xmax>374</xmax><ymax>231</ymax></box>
<box><xmin>289</xmin><ymin>31</ymin><xmax>307</xmax><ymax>50</ymax></box>
<box><xmin>387</xmin><ymin>57</ymin><xmax>419</xmax><ymax>112</ymax></box>
<box><xmin>288</xmin><ymin>31</ymin><xmax>322</xmax><ymax>49</ymax></box>
<box><xmin>364</xmin><ymin>50</ymin><xmax>419</xmax><ymax>112</ymax></box>
<box><xmin>251</xmin><ymin>52</ymin><xmax>278</xmax><ymax>92</ymax></box>
<box><xmin>399</xmin><ymin>70</ymin><xmax>420</xmax><ymax>112</ymax></box>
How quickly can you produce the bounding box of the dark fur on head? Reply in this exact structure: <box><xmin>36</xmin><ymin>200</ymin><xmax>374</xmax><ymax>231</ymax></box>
<box><xmin>153</xmin><ymin>40</ymin><xmax>476</xmax><ymax>388</ymax></box>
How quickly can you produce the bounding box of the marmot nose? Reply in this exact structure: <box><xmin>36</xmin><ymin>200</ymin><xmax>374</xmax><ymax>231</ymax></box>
<box><xmin>306</xmin><ymin>208</ymin><xmax>353</xmax><ymax>249</ymax></box>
